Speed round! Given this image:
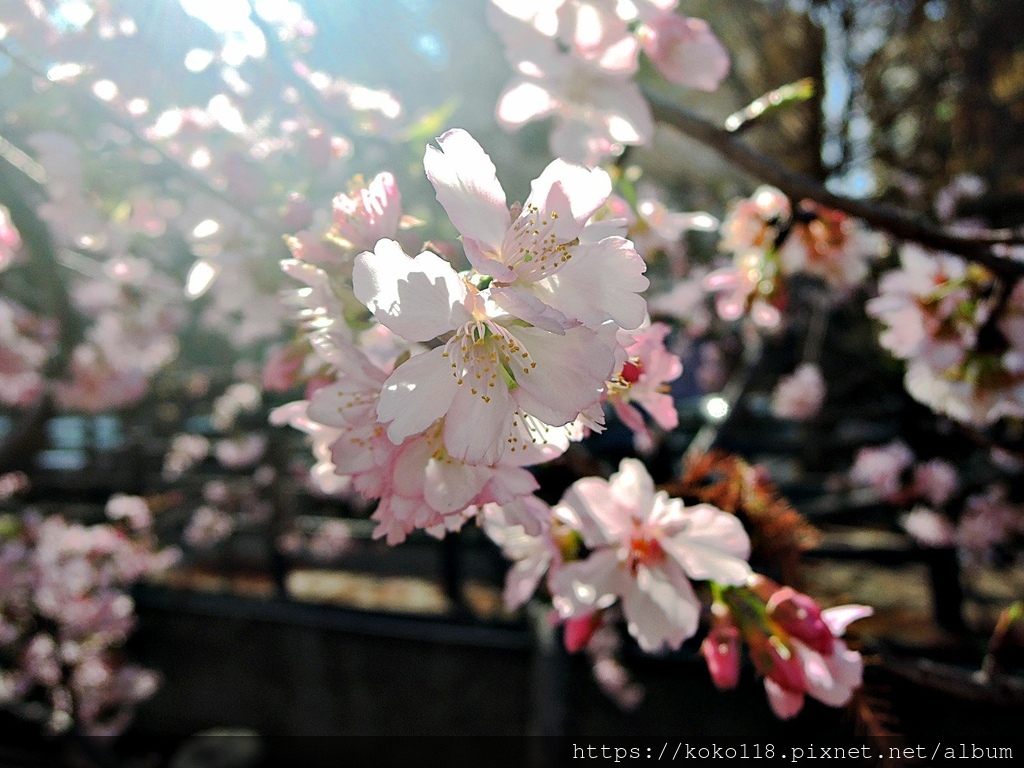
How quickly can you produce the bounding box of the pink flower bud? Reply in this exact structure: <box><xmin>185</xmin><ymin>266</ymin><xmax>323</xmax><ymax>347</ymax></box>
<box><xmin>563</xmin><ymin>613</ymin><xmax>602</xmax><ymax>654</ymax></box>
<box><xmin>748</xmin><ymin>631</ymin><xmax>806</xmax><ymax>693</ymax></box>
<box><xmin>701</xmin><ymin>617</ymin><xmax>741</xmax><ymax>690</ymax></box>
<box><xmin>766</xmin><ymin>587</ymin><xmax>833</xmax><ymax>655</ymax></box>
<box><xmin>641</xmin><ymin>14</ymin><xmax>730</xmax><ymax>92</ymax></box>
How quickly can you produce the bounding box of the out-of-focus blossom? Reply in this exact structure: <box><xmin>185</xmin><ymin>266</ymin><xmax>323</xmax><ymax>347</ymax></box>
<box><xmin>163</xmin><ymin>434</ymin><xmax>211</xmax><ymax>481</ymax></box>
<box><xmin>53</xmin><ymin>345</ymin><xmax>148</xmax><ymax>413</ymax></box>
<box><xmin>868</xmin><ymin>244</ymin><xmax>1024</xmax><ymax>424</ymax></box>
<box><xmin>306</xmin><ymin>519</ymin><xmax>353</xmax><ymax>561</ymax></box>
<box><xmin>956</xmin><ymin>485</ymin><xmax>1021</xmax><ymax>562</ymax></box>
<box><xmin>490</xmin><ymin>0</ymin><xmax>651</xmax><ymax>164</ymax></box>
<box><xmin>849</xmin><ymin>440</ymin><xmax>914</xmax><ymax>503</ymax></box>
<box><xmin>214</xmin><ymin>434</ymin><xmax>268</xmax><ymax>469</ymax></box>
<box><xmin>911</xmin><ymin>459</ymin><xmax>958</xmax><ymax>508</ymax></box>
<box><xmin>900</xmin><ymin>506</ymin><xmax>957</xmax><ymax>548</ymax></box>
<box><xmin>183</xmin><ymin>506</ymin><xmax>234</xmax><ymax>548</ymax></box>
<box><xmin>0</xmin><ymin>205</ymin><xmax>24</xmax><ymax>271</ymax></box>
<box><xmin>0</xmin><ymin>301</ymin><xmax>51</xmax><ymax>407</ymax></box>
<box><xmin>331</xmin><ymin>172</ymin><xmax>403</xmax><ymax>252</ymax></box>
<box><xmin>638</xmin><ymin>13</ymin><xmax>729</xmax><ymax>91</ymax></box>
<box><xmin>104</xmin><ymin>495</ymin><xmax>152</xmax><ymax>531</ymax></box>
<box><xmin>0</xmin><ymin>512</ymin><xmax>174</xmax><ymax>735</ymax></box>
<box><xmin>262</xmin><ymin>343</ymin><xmax>308</xmax><ymax>393</ymax></box>
<box><xmin>770</xmin><ymin>363</ymin><xmax>825</xmax><ymax>421</ymax></box>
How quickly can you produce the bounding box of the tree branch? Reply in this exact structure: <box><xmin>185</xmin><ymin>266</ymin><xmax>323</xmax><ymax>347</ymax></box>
<box><xmin>644</xmin><ymin>88</ymin><xmax>1024</xmax><ymax>281</ymax></box>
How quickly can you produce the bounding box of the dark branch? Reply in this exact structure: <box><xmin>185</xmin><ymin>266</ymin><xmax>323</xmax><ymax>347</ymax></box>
<box><xmin>644</xmin><ymin>88</ymin><xmax>1024</xmax><ymax>281</ymax></box>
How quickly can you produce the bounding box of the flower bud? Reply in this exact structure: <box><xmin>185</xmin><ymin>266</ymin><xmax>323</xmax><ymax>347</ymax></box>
<box><xmin>701</xmin><ymin>607</ymin><xmax>741</xmax><ymax>690</ymax></box>
<box><xmin>563</xmin><ymin>613</ymin><xmax>602</xmax><ymax>654</ymax></box>
<box><xmin>766</xmin><ymin>587</ymin><xmax>834</xmax><ymax>654</ymax></box>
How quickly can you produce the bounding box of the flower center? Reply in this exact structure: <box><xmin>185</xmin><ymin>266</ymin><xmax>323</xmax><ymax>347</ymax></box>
<box><xmin>441</xmin><ymin>321</ymin><xmax>536</xmax><ymax>401</ymax></box>
<box><xmin>626</xmin><ymin>534</ymin><xmax>664</xmax><ymax>573</ymax></box>
<box><xmin>620</xmin><ymin>359</ymin><xmax>643</xmax><ymax>383</ymax></box>
<box><xmin>503</xmin><ymin>204</ymin><xmax>573</xmax><ymax>282</ymax></box>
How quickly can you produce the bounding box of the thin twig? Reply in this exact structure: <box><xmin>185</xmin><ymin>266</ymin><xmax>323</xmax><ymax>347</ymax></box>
<box><xmin>644</xmin><ymin>88</ymin><xmax>1024</xmax><ymax>281</ymax></box>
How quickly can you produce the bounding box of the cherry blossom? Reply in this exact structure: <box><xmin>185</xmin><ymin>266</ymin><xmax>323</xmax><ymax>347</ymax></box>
<box><xmin>353</xmin><ymin>238</ymin><xmax>618</xmax><ymax>465</ymax></box>
<box><xmin>423</xmin><ymin>129</ymin><xmax>648</xmax><ymax>332</ymax></box>
<box><xmin>607</xmin><ymin>323</ymin><xmax>683</xmax><ymax>445</ymax></box>
<box><xmin>550</xmin><ymin>458</ymin><xmax>751</xmax><ymax>652</ymax></box>
<box><xmin>490</xmin><ymin>0</ymin><xmax>652</xmax><ymax>164</ymax></box>
<box><xmin>868</xmin><ymin>244</ymin><xmax>1024</xmax><ymax>424</ymax></box>
<box><xmin>638</xmin><ymin>12</ymin><xmax>729</xmax><ymax>91</ymax></box>
<box><xmin>770</xmin><ymin>363</ymin><xmax>826</xmax><ymax>421</ymax></box>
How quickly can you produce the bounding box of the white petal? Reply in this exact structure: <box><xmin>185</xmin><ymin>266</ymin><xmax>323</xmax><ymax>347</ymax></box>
<box><xmin>442</xmin><ymin>378</ymin><xmax>516</xmax><ymax>465</ymax></box>
<box><xmin>561</xmin><ymin>477</ymin><xmax>631</xmax><ymax>547</ymax></box>
<box><xmin>496</xmin><ymin>79</ymin><xmax>559</xmax><ymax>127</ymax></box>
<box><xmin>377</xmin><ymin>347</ymin><xmax>457</xmax><ymax>444</ymax></box>
<box><xmin>511</xmin><ymin>324</ymin><xmax>614</xmax><ymax>426</ymax></box>
<box><xmin>531</xmin><ymin>236</ymin><xmax>649</xmax><ymax>330</ymax></box>
<box><xmin>424</xmin><ymin>457</ymin><xmax>488</xmax><ymax>514</ymax></box>
<box><xmin>424</xmin><ymin>129</ymin><xmax>510</xmax><ymax>251</ymax></box>
<box><xmin>525</xmin><ymin>159</ymin><xmax>612</xmax><ymax>238</ymax></box>
<box><xmin>609</xmin><ymin>458</ymin><xmax>656</xmax><ymax>518</ymax></box>
<box><xmin>550</xmin><ymin>549</ymin><xmax>622</xmax><ymax>617</ymax></box>
<box><xmin>621</xmin><ymin>565</ymin><xmax>699</xmax><ymax>652</ymax></box>
<box><xmin>353</xmin><ymin>239</ymin><xmax>467</xmax><ymax>342</ymax></box>
<box><xmin>489</xmin><ymin>286</ymin><xmax>579</xmax><ymax>334</ymax></box>
<box><xmin>660</xmin><ymin>503</ymin><xmax>751</xmax><ymax>584</ymax></box>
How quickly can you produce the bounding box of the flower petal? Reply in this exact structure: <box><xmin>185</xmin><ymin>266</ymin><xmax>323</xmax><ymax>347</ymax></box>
<box><xmin>496</xmin><ymin>79</ymin><xmax>560</xmax><ymax>128</ymax></box>
<box><xmin>511</xmin><ymin>324</ymin><xmax>614</xmax><ymax>426</ymax></box>
<box><xmin>660</xmin><ymin>503</ymin><xmax>751</xmax><ymax>584</ymax></box>
<box><xmin>621</xmin><ymin>564</ymin><xmax>699</xmax><ymax>652</ymax></box>
<box><xmin>424</xmin><ymin>129</ymin><xmax>510</xmax><ymax>251</ymax></box>
<box><xmin>376</xmin><ymin>347</ymin><xmax>457</xmax><ymax>444</ymax></box>
<box><xmin>353</xmin><ymin>239</ymin><xmax>468</xmax><ymax>342</ymax></box>
<box><xmin>550</xmin><ymin>549</ymin><xmax>622</xmax><ymax>617</ymax></box>
<box><xmin>531</xmin><ymin>236</ymin><xmax>649</xmax><ymax>330</ymax></box>
<box><xmin>525</xmin><ymin>159</ymin><xmax>612</xmax><ymax>239</ymax></box>
<box><xmin>442</xmin><ymin>375</ymin><xmax>516</xmax><ymax>465</ymax></box>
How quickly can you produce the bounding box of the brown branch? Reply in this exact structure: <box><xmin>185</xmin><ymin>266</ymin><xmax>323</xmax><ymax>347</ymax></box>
<box><xmin>644</xmin><ymin>88</ymin><xmax>1024</xmax><ymax>281</ymax></box>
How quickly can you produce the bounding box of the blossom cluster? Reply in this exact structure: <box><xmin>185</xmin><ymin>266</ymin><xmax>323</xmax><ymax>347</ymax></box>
<box><xmin>867</xmin><ymin>244</ymin><xmax>1024</xmax><ymax>425</ymax></box>
<box><xmin>705</xmin><ymin>186</ymin><xmax>886</xmax><ymax>328</ymax></box>
<box><xmin>702</xmin><ymin>576</ymin><xmax>871</xmax><ymax>719</ymax></box>
<box><xmin>0</xmin><ymin>498</ymin><xmax>177</xmax><ymax>736</ymax></box>
<box><xmin>274</xmin><ymin>129</ymin><xmax>694</xmax><ymax>546</ymax></box>
<box><xmin>489</xmin><ymin>0</ymin><xmax>729</xmax><ymax>165</ymax></box>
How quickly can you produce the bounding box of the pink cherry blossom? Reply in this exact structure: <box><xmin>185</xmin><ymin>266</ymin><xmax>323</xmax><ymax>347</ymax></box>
<box><xmin>849</xmin><ymin>440</ymin><xmax>914</xmax><ymax>503</ymax></box>
<box><xmin>762</xmin><ymin>604</ymin><xmax>873</xmax><ymax>719</ymax></box>
<box><xmin>423</xmin><ymin>129</ymin><xmax>648</xmax><ymax>332</ymax></box>
<box><xmin>900</xmin><ymin>506</ymin><xmax>957</xmax><ymax>548</ymax></box>
<box><xmin>608</xmin><ymin>323</ymin><xmax>683</xmax><ymax>444</ymax></box>
<box><xmin>490</xmin><ymin>1</ymin><xmax>652</xmax><ymax>164</ymax></box>
<box><xmin>911</xmin><ymin>459</ymin><xmax>958</xmax><ymax>507</ymax></box>
<box><xmin>353</xmin><ymin>238</ymin><xmax>617</xmax><ymax>465</ymax></box>
<box><xmin>331</xmin><ymin>171</ymin><xmax>403</xmax><ymax>252</ymax></box>
<box><xmin>868</xmin><ymin>244</ymin><xmax>1024</xmax><ymax>424</ymax></box>
<box><xmin>550</xmin><ymin>459</ymin><xmax>751</xmax><ymax>652</ymax></box>
<box><xmin>639</xmin><ymin>13</ymin><xmax>729</xmax><ymax>91</ymax></box>
<box><xmin>770</xmin><ymin>363</ymin><xmax>826</xmax><ymax>421</ymax></box>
